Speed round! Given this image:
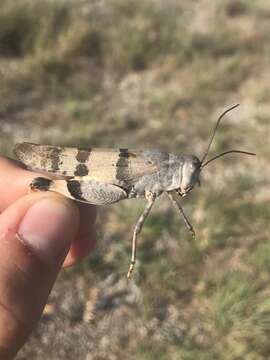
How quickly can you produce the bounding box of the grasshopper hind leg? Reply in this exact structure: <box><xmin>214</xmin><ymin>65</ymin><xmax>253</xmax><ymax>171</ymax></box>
<box><xmin>29</xmin><ymin>177</ymin><xmax>127</xmax><ymax>205</ymax></box>
<box><xmin>127</xmin><ymin>192</ymin><xmax>155</xmax><ymax>279</ymax></box>
<box><xmin>167</xmin><ymin>190</ymin><xmax>195</xmax><ymax>237</ymax></box>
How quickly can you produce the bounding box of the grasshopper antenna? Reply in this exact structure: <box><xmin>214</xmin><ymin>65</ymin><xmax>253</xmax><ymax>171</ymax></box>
<box><xmin>200</xmin><ymin>104</ymin><xmax>240</xmax><ymax>165</ymax></box>
<box><xmin>202</xmin><ymin>149</ymin><xmax>256</xmax><ymax>168</ymax></box>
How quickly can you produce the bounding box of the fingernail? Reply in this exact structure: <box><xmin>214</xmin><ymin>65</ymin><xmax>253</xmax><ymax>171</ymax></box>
<box><xmin>18</xmin><ymin>197</ymin><xmax>78</xmax><ymax>266</ymax></box>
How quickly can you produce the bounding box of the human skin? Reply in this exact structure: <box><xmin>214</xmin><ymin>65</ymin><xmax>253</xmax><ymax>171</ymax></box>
<box><xmin>0</xmin><ymin>157</ymin><xmax>96</xmax><ymax>358</ymax></box>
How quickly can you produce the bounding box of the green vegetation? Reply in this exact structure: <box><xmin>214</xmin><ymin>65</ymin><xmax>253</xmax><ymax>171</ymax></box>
<box><xmin>0</xmin><ymin>0</ymin><xmax>269</xmax><ymax>359</ymax></box>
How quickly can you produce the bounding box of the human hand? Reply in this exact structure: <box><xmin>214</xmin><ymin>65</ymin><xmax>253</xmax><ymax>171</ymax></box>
<box><xmin>0</xmin><ymin>157</ymin><xmax>96</xmax><ymax>358</ymax></box>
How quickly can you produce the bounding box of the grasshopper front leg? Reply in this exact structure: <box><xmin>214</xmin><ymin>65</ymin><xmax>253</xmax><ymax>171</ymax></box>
<box><xmin>127</xmin><ymin>192</ymin><xmax>156</xmax><ymax>279</ymax></box>
<box><xmin>167</xmin><ymin>190</ymin><xmax>195</xmax><ymax>237</ymax></box>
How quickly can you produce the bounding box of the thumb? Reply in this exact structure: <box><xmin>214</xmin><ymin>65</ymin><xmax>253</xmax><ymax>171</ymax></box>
<box><xmin>0</xmin><ymin>192</ymin><xmax>79</xmax><ymax>358</ymax></box>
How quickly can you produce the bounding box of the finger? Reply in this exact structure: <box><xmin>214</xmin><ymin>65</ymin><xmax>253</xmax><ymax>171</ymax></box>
<box><xmin>0</xmin><ymin>157</ymin><xmax>71</xmax><ymax>211</ymax></box>
<box><xmin>0</xmin><ymin>156</ymin><xmax>97</xmax><ymax>266</ymax></box>
<box><xmin>0</xmin><ymin>157</ymin><xmax>37</xmax><ymax>212</ymax></box>
<box><xmin>0</xmin><ymin>191</ymin><xmax>79</xmax><ymax>358</ymax></box>
<box><xmin>63</xmin><ymin>203</ymin><xmax>97</xmax><ymax>267</ymax></box>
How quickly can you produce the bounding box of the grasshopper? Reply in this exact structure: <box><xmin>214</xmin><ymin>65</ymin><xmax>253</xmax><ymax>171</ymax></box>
<box><xmin>14</xmin><ymin>104</ymin><xmax>255</xmax><ymax>278</ymax></box>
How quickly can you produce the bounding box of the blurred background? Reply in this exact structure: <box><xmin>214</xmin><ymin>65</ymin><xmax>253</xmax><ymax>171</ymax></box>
<box><xmin>0</xmin><ymin>0</ymin><xmax>269</xmax><ymax>359</ymax></box>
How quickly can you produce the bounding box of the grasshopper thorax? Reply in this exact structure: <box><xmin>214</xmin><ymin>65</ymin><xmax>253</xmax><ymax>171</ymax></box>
<box><xmin>179</xmin><ymin>155</ymin><xmax>201</xmax><ymax>197</ymax></box>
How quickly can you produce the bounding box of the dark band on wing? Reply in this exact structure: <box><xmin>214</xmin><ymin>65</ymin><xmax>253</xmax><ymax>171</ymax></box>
<box><xmin>74</xmin><ymin>149</ymin><xmax>91</xmax><ymax>176</ymax></box>
<box><xmin>49</xmin><ymin>147</ymin><xmax>62</xmax><ymax>173</ymax></box>
<box><xmin>74</xmin><ymin>163</ymin><xmax>89</xmax><ymax>176</ymax></box>
<box><xmin>116</xmin><ymin>149</ymin><xmax>131</xmax><ymax>180</ymax></box>
<box><xmin>119</xmin><ymin>148</ymin><xmax>130</xmax><ymax>158</ymax></box>
<box><xmin>76</xmin><ymin>149</ymin><xmax>91</xmax><ymax>163</ymax></box>
<box><xmin>67</xmin><ymin>180</ymin><xmax>86</xmax><ymax>201</ymax></box>
<box><xmin>119</xmin><ymin>148</ymin><xmax>137</xmax><ymax>159</ymax></box>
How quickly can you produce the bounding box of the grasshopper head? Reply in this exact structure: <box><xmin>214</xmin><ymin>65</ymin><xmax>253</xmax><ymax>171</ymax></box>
<box><xmin>179</xmin><ymin>155</ymin><xmax>201</xmax><ymax>197</ymax></box>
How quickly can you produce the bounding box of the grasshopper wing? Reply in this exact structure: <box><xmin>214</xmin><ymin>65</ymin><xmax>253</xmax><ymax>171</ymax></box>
<box><xmin>14</xmin><ymin>142</ymin><xmax>158</xmax><ymax>186</ymax></box>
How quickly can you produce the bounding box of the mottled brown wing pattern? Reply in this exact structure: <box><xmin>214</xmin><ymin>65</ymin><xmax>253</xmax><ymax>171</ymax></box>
<box><xmin>14</xmin><ymin>142</ymin><xmax>157</xmax><ymax>186</ymax></box>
